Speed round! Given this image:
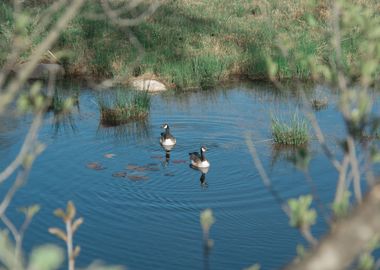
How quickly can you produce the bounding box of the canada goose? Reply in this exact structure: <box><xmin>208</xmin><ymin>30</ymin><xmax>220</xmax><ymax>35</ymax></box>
<box><xmin>160</xmin><ymin>123</ymin><xmax>176</xmax><ymax>146</ymax></box>
<box><xmin>189</xmin><ymin>146</ymin><xmax>210</xmax><ymax>168</ymax></box>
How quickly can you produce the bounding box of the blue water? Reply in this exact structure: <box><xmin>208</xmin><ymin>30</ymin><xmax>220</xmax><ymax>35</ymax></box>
<box><xmin>0</xmin><ymin>82</ymin><xmax>365</xmax><ymax>269</ymax></box>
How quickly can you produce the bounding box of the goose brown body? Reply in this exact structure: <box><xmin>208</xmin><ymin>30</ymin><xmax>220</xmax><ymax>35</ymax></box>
<box><xmin>189</xmin><ymin>146</ymin><xmax>210</xmax><ymax>168</ymax></box>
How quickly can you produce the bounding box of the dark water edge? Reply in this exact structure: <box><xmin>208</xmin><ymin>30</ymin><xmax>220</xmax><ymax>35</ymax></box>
<box><xmin>1</xmin><ymin>81</ymin><xmax>379</xmax><ymax>269</ymax></box>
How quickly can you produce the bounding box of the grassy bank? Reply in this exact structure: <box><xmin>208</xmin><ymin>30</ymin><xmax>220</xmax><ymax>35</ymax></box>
<box><xmin>1</xmin><ymin>0</ymin><xmax>379</xmax><ymax>89</ymax></box>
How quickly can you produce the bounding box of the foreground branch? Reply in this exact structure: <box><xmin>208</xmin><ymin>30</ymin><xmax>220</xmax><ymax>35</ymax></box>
<box><xmin>285</xmin><ymin>184</ymin><xmax>380</xmax><ymax>270</ymax></box>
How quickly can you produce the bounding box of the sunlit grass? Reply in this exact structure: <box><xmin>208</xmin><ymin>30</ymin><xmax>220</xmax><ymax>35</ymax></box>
<box><xmin>1</xmin><ymin>1</ymin><xmax>375</xmax><ymax>88</ymax></box>
<box><xmin>97</xmin><ymin>90</ymin><xmax>150</xmax><ymax>126</ymax></box>
<box><xmin>271</xmin><ymin>112</ymin><xmax>309</xmax><ymax>145</ymax></box>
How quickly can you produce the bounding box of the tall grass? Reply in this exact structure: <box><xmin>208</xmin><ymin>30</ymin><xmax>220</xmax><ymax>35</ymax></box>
<box><xmin>271</xmin><ymin>112</ymin><xmax>309</xmax><ymax>145</ymax></box>
<box><xmin>97</xmin><ymin>90</ymin><xmax>150</xmax><ymax>126</ymax></box>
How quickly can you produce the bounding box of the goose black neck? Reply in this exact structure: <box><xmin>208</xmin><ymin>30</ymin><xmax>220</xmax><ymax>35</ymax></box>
<box><xmin>200</xmin><ymin>148</ymin><xmax>205</xmax><ymax>161</ymax></box>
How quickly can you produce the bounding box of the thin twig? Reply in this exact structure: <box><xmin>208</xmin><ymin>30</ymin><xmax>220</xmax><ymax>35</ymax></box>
<box><xmin>334</xmin><ymin>155</ymin><xmax>349</xmax><ymax>204</ymax></box>
<box><xmin>347</xmin><ymin>136</ymin><xmax>362</xmax><ymax>203</ymax></box>
<box><xmin>245</xmin><ymin>132</ymin><xmax>290</xmax><ymax>215</ymax></box>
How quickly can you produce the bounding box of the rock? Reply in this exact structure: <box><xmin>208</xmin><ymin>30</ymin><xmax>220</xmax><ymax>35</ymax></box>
<box><xmin>13</xmin><ymin>63</ymin><xmax>65</xmax><ymax>80</ymax></box>
<box><xmin>131</xmin><ymin>79</ymin><xmax>167</xmax><ymax>92</ymax></box>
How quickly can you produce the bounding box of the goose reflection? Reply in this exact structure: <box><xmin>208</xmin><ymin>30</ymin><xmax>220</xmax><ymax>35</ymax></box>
<box><xmin>190</xmin><ymin>165</ymin><xmax>209</xmax><ymax>187</ymax></box>
<box><xmin>161</xmin><ymin>144</ymin><xmax>175</xmax><ymax>166</ymax></box>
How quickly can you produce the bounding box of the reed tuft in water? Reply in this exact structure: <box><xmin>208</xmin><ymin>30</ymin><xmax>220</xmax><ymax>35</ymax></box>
<box><xmin>97</xmin><ymin>90</ymin><xmax>150</xmax><ymax>126</ymax></box>
<box><xmin>271</xmin><ymin>112</ymin><xmax>309</xmax><ymax>146</ymax></box>
<box><xmin>310</xmin><ymin>97</ymin><xmax>328</xmax><ymax>111</ymax></box>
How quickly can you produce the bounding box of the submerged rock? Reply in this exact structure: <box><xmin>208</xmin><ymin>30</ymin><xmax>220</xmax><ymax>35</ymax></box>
<box><xmin>86</xmin><ymin>162</ymin><xmax>106</xmax><ymax>170</ymax></box>
<box><xmin>131</xmin><ymin>79</ymin><xmax>167</xmax><ymax>92</ymax></box>
<box><xmin>112</xmin><ymin>172</ymin><xmax>127</xmax><ymax>178</ymax></box>
<box><xmin>127</xmin><ymin>175</ymin><xmax>149</xmax><ymax>181</ymax></box>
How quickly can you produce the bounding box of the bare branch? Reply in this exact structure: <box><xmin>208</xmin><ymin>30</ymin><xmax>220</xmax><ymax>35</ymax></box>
<box><xmin>1</xmin><ymin>215</ymin><xmax>19</xmax><ymax>244</ymax></box>
<box><xmin>299</xmin><ymin>90</ymin><xmax>341</xmax><ymax>172</ymax></box>
<box><xmin>334</xmin><ymin>155</ymin><xmax>349</xmax><ymax>204</ymax></box>
<box><xmin>0</xmin><ymin>111</ymin><xmax>43</xmax><ymax>184</ymax></box>
<box><xmin>347</xmin><ymin>136</ymin><xmax>362</xmax><ymax>203</ymax></box>
<box><xmin>0</xmin><ymin>169</ymin><xmax>30</xmax><ymax>218</ymax></box>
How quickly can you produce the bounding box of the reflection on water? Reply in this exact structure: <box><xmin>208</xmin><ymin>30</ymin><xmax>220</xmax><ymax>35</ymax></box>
<box><xmin>50</xmin><ymin>108</ymin><xmax>78</xmax><ymax>136</ymax></box>
<box><xmin>160</xmin><ymin>81</ymin><xmax>328</xmax><ymax>109</ymax></box>
<box><xmin>96</xmin><ymin>120</ymin><xmax>151</xmax><ymax>143</ymax></box>
<box><xmin>46</xmin><ymin>83</ymin><xmax>80</xmax><ymax>136</ymax></box>
<box><xmin>190</xmin><ymin>165</ymin><xmax>209</xmax><ymax>188</ymax></box>
<box><xmin>270</xmin><ymin>144</ymin><xmax>308</xmax><ymax>168</ymax></box>
<box><xmin>1</xmin><ymin>81</ymin><xmax>357</xmax><ymax>270</ymax></box>
<box><xmin>161</xmin><ymin>144</ymin><xmax>175</xmax><ymax>167</ymax></box>
<box><xmin>0</xmin><ymin>113</ymin><xmax>19</xmax><ymax>153</ymax></box>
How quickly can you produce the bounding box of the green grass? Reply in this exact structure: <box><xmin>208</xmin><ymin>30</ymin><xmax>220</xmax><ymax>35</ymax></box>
<box><xmin>1</xmin><ymin>0</ymin><xmax>378</xmax><ymax>88</ymax></box>
<box><xmin>271</xmin><ymin>112</ymin><xmax>309</xmax><ymax>145</ymax></box>
<box><xmin>97</xmin><ymin>90</ymin><xmax>150</xmax><ymax>126</ymax></box>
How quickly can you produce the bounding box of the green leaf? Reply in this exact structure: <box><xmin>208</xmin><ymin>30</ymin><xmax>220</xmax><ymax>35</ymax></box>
<box><xmin>74</xmin><ymin>245</ymin><xmax>81</xmax><ymax>258</ymax></box>
<box><xmin>0</xmin><ymin>230</ymin><xmax>20</xmax><ymax>269</ymax></box>
<box><xmin>243</xmin><ymin>263</ymin><xmax>260</xmax><ymax>270</ymax></box>
<box><xmin>19</xmin><ymin>204</ymin><xmax>41</xmax><ymax>219</ymax></box>
<box><xmin>84</xmin><ymin>262</ymin><xmax>124</xmax><ymax>270</ymax></box>
<box><xmin>23</xmin><ymin>154</ymin><xmax>35</xmax><ymax>169</ymax></box>
<box><xmin>306</xmin><ymin>14</ymin><xmax>317</xmax><ymax>27</ymax></box>
<box><xmin>296</xmin><ymin>244</ymin><xmax>306</xmax><ymax>260</ymax></box>
<box><xmin>48</xmin><ymin>228</ymin><xmax>67</xmax><ymax>242</ymax></box>
<box><xmin>332</xmin><ymin>191</ymin><xmax>351</xmax><ymax>219</ymax></box>
<box><xmin>72</xmin><ymin>217</ymin><xmax>84</xmax><ymax>233</ymax></box>
<box><xmin>266</xmin><ymin>57</ymin><xmax>278</xmax><ymax>79</ymax></box>
<box><xmin>17</xmin><ymin>95</ymin><xmax>30</xmax><ymax>112</ymax></box>
<box><xmin>362</xmin><ymin>60</ymin><xmax>377</xmax><ymax>80</ymax></box>
<box><xmin>53</xmin><ymin>208</ymin><xmax>66</xmax><ymax>219</ymax></box>
<box><xmin>28</xmin><ymin>245</ymin><xmax>64</xmax><ymax>270</ymax></box>
<box><xmin>357</xmin><ymin>252</ymin><xmax>375</xmax><ymax>270</ymax></box>
<box><xmin>200</xmin><ymin>209</ymin><xmax>215</xmax><ymax>232</ymax></box>
<box><xmin>369</xmin><ymin>27</ymin><xmax>380</xmax><ymax>39</ymax></box>
<box><xmin>288</xmin><ymin>195</ymin><xmax>316</xmax><ymax>228</ymax></box>
<box><xmin>15</xmin><ymin>13</ymin><xmax>30</xmax><ymax>34</ymax></box>
<box><xmin>66</xmin><ymin>201</ymin><xmax>76</xmax><ymax>221</ymax></box>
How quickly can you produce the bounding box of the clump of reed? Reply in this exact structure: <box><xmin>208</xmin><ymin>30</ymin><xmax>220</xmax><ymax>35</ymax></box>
<box><xmin>97</xmin><ymin>90</ymin><xmax>150</xmax><ymax>126</ymax></box>
<box><xmin>271</xmin><ymin>112</ymin><xmax>309</xmax><ymax>145</ymax></box>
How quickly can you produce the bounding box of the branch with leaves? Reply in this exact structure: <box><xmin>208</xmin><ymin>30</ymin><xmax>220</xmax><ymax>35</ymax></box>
<box><xmin>49</xmin><ymin>201</ymin><xmax>83</xmax><ymax>270</ymax></box>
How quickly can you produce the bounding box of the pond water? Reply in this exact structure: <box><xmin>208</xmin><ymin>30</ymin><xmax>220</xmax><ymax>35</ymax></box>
<box><xmin>0</xmin><ymin>82</ymin><xmax>374</xmax><ymax>269</ymax></box>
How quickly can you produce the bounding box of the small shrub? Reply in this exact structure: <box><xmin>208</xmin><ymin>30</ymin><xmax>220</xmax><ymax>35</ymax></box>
<box><xmin>271</xmin><ymin>112</ymin><xmax>309</xmax><ymax>145</ymax></box>
<box><xmin>98</xmin><ymin>90</ymin><xmax>150</xmax><ymax>126</ymax></box>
